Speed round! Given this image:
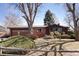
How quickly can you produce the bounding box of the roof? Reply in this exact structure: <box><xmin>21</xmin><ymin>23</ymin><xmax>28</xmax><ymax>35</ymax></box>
<box><xmin>8</xmin><ymin>25</ymin><xmax>48</xmax><ymax>29</ymax></box>
<box><xmin>7</xmin><ymin>24</ymin><xmax>69</xmax><ymax>29</ymax></box>
<box><xmin>49</xmin><ymin>24</ymin><xmax>69</xmax><ymax>28</ymax></box>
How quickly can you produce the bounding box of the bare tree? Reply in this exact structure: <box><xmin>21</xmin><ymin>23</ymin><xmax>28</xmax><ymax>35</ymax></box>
<box><xmin>17</xmin><ymin>3</ymin><xmax>41</xmax><ymax>35</ymax></box>
<box><xmin>66</xmin><ymin>3</ymin><xmax>79</xmax><ymax>41</ymax></box>
<box><xmin>3</xmin><ymin>13</ymin><xmax>23</xmax><ymax>36</ymax></box>
<box><xmin>4</xmin><ymin>13</ymin><xmax>22</xmax><ymax>27</ymax></box>
<box><xmin>65</xmin><ymin>13</ymin><xmax>74</xmax><ymax>30</ymax></box>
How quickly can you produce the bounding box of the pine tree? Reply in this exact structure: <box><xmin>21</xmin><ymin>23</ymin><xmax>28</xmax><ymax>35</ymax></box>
<box><xmin>44</xmin><ymin>10</ymin><xmax>55</xmax><ymax>26</ymax></box>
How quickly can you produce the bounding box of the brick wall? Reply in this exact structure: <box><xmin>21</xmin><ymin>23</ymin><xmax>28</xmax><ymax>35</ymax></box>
<box><xmin>10</xmin><ymin>27</ymin><xmax>49</xmax><ymax>38</ymax></box>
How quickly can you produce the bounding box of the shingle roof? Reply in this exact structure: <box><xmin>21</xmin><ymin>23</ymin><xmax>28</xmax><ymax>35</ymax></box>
<box><xmin>7</xmin><ymin>24</ymin><xmax>69</xmax><ymax>29</ymax></box>
<box><xmin>8</xmin><ymin>25</ymin><xmax>48</xmax><ymax>28</ymax></box>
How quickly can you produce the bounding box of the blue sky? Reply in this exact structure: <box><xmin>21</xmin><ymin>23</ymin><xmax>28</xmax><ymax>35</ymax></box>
<box><xmin>0</xmin><ymin>3</ymin><xmax>68</xmax><ymax>26</ymax></box>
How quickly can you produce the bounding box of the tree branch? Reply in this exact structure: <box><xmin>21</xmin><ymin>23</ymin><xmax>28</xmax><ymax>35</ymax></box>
<box><xmin>32</xmin><ymin>3</ymin><xmax>41</xmax><ymax>24</ymax></box>
<box><xmin>18</xmin><ymin>3</ymin><xmax>30</xmax><ymax>22</ymax></box>
<box><xmin>77</xmin><ymin>18</ymin><xmax>79</xmax><ymax>22</ymax></box>
<box><xmin>66</xmin><ymin>3</ymin><xmax>73</xmax><ymax>12</ymax></box>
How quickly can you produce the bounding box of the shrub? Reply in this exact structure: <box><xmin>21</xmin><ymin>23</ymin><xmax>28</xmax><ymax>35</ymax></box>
<box><xmin>53</xmin><ymin>31</ymin><xmax>61</xmax><ymax>38</ymax></box>
<box><xmin>67</xmin><ymin>31</ymin><xmax>75</xmax><ymax>39</ymax></box>
<box><xmin>1</xmin><ymin>35</ymin><xmax>36</xmax><ymax>48</ymax></box>
<box><xmin>50</xmin><ymin>31</ymin><xmax>71</xmax><ymax>39</ymax></box>
<box><xmin>67</xmin><ymin>31</ymin><xmax>74</xmax><ymax>35</ymax></box>
<box><xmin>69</xmin><ymin>34</ymin><xmax>75</xmax><ymax>39</ymax></box>
<box><xmin>61</xmin><ymin>34</ymin><xmax>70</xmax><ymax>39</ymax></box>
<box><xmin>28</xmin><ymin>35</ymin><xmax>37</xmax><ymax>40</ymax></box>
<box><xmin>0</xmin><ymin>35</ymin><xmax>36</xmax><ymax>55</ymax></box>
<box><xmin>50</xmin><ymin>32</ymin><xmax>55</xmax><ymax>38</ymax></box>
<box><xmin>43</xmin><ymin>35</ymin><xmax>52</xmax><ymax>39</ymax></box>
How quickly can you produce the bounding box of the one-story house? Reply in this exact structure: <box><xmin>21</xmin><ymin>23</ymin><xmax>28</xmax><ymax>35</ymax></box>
<box><xmin>49</xmin><ymin>24</ymin><xmax>69</xmax><ymax>34</ymax></box>
<box><xmin>8</xmin><ymin>24</ymin><xmax>69</xmax><ymax>37</ymax></box>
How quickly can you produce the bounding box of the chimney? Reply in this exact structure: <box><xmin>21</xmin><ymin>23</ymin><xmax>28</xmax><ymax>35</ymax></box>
<box><xmin>58</xmin><ymin>23</ymin><xmax>60</xmax><ymax>26</ymax></box>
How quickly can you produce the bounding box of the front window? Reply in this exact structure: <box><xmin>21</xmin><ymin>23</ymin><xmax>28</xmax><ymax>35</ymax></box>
<box><xmin>37</xmin><ymin>29</ymin><xmax>41</xmax><ymax>32</ymax></box>
<box><xmin>57</xmin><ymin>28</ymin><xmax>62</xmax><ymax>32</ymax></box>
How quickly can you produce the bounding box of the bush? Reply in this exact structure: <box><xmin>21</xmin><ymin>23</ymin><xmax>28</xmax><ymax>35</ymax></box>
<box><xmin>67</xmin><ymin>31</ymin><xmax>75</xmax><ymax>39</ymax></box>
<box><xmin>69</xmin><ymin>34</ymin><xmax>75</xmax><ymax>39</ymax></box>
<box><xmin>67</xmin><ymin>31</ymin><xmax>74</xmax><ymax>35</ymax></box>
<box><xmin>53</xmin><ymin>31</ymin><xmax>61</xmax><ymax>38</ymax></box>
<box><xmin>28</xmin><ymin>35</ymin><xmax>37</xmax><ymax>40</ymax></box>
<box><xmin>43</xmin><ymin>35</ymin><xmax>52</xmax><ymax>39</ymax></box>
<box><xmin>50</xmin><ymin>32</ymin><xmax>55</xmax><ymax>38</ymax></box>
<box><xmin>50</xmin><ymin>31</ymin><xmax>71</xmax><ymax>39</ymax></box>
<box><xmin>0</xmin><ymin>35</ymin><xmax>36</xmax><ymax>55</ymax></box>
<box><xmin>1</xmin><ymin>35</ymin><xmax>36</xmax><ymax>48</ymax></box>
<box><xmin>61</xmin><ymin>34</ymin><xmax>70</xmax><ymax>39</ymax></box>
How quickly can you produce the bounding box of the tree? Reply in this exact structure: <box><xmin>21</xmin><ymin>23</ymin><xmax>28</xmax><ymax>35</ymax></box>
<box><xmin>65</xmin><ymin>13</ymin><xmax>74</xmax><ymax>30</ymax></box>
<box><xmin>44</xmin><ymin>10</ymin><xmax>55</xmax><ymax>26</ymax></box>
<box><xmin>4</xmin><ymin>13</ymin><xmax>22</xmax><ymax>27</ymax></box>
<box><xmin>17</xmin><ymin>3</ymin><xmax>41</xmax><ymax>35</ymax></box>
<box><xmin>66</xmin><ymin>3</ymin><xmax>79</xmax><ymax>41</ymax></box>
<box><xmin>3</xmin><ymin>13</ymin><xmax>23</xmax><ymax>35</ymax></box>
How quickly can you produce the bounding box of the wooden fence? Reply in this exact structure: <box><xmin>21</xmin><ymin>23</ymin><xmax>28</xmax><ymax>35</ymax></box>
<box><xmin>0</xmin><ymin>46</ymin><xmax>57</xmax><ymax>56</ymax></box>
<box><xmin>0</xmin><ymin>46</ymin><xmax>79</xmax><ymax>56</ymax></box>
<box><xmin>0</xmin><ymin>40</ymin><xmax>78</xmax><ymax>56</ymax></box>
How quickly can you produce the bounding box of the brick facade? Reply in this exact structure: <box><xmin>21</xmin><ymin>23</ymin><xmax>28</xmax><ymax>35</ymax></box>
<box><xmin>8</xmin><ymin>25</ymin><xmax>68</xmax><ymax>37</ymax></box>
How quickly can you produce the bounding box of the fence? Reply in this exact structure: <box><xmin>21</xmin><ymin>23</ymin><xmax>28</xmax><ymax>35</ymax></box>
<box><xmin>0</xmin><ymin>46</ymin><xmax>57</xmax><ymax>56</ymax></box>
<box><xmin>0</xmin><ymin>46</ymin><xmax>79</xmax><ymax>56</ymax></box>
<box><xmin>0</xmin><ymin>38</ymin><xmax>78</xmax><ymax>56</ymax></box>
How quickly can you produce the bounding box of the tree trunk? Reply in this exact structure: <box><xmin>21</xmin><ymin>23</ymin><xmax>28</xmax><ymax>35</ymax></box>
<box><xmin>74</xmin><ymin>27</ymin><xmax>79</xmax><ymax>41</ymax></box>
<box><xmin>28</xmin><ymin>22</ymin><xmax>33</xmax><ymax>36</ymax></box>
<box><xmin>29</xmin><ymin>25</ymin><xmax>33</xmax><ymax>35</ymax></box>
<box><xmin>73</xmin><ymin>17</ymin><xmax>79</xmax><ymax>41</ymax></box>
<box><xmin>66</xmin><ymin>3</ymin><xmax>79</xmax><ymax>41</ymax></box>
<box><xmin>71</xmin><ymin>4</ymin><xmax>79</xmax><ymax>41</ymax></box>
<box><xmin>73</xmin><ymin>12</ymin><xmax>78</xmax><ymax>41</ymax></box>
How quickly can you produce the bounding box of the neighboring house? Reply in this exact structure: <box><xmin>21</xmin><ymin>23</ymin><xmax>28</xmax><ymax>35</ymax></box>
<box><xmin>8</xmin><ymin>24</ymin><xmax>69</xmax><ymax>37</ymax></box>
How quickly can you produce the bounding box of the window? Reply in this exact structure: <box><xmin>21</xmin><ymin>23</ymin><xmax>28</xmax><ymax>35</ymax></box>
<box><xmin>57</xmin><ymin>28</ymin><xmax>62</xmax><ymax>32</ymax></box>
<box><xmin>50</xmin><ymin>28</ymin><xmax>53</xmax><ymax>31</ymax></box>
<box><xmin>37</xmin><ymin>29</ymin><xmax>41</xmax><ymax>32</ymax></box>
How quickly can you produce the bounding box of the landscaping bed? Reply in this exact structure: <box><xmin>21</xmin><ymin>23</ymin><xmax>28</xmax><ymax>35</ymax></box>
<box><xmin>0</xmin><ymin>35</ymin><xmax>36</xmax><ymax>55</ymax></box>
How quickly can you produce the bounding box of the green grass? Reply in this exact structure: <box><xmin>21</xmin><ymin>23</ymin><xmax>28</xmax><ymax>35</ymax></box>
<box><xmin>0</xmin><ymin>35</ymin><xmax>36</xmax><ymax>49</ymax></box>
